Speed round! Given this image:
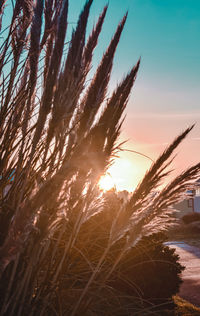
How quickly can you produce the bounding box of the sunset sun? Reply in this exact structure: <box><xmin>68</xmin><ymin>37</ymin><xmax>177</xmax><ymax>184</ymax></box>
<box><xmin>98</xmin><ymin>155</ymin><xmax>147</xmax><ymax>192</ymax></box>
<box><xmin>98</xmin><ymin>174</ymin><xmax>115</xmax><ymax>191</ymax></box>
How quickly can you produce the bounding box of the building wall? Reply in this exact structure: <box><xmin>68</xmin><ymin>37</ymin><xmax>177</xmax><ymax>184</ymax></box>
<box><xmin>194</xmin><ymin>196</ymin><xmax>200</xmax><ymax>213</ymax></box>
<box><xmin>174</xmin><ymin>198</ymin><xmax>194</xmax><ymax>218</ymax></box>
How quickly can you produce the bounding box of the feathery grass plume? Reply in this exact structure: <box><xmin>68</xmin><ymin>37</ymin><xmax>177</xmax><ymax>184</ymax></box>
<box><xmin>59</xmin><ymin>3</ymin><xmax>107</xmax><ymax>127</ymax></box>
<box><xmin>29</xmin><ymin>0</ymin><xmax>44</xmax><ymax>94</ymax></box>
<box><xmin>0</xmin><ymin>1</ymin><xmax>200</xmax><ymax>315</ymax></box>
<box><xmin>81</xmin><ymin>60</ymin><xmax>140</xmax><ymax>179</ymax></box>
<box><xmin>107</xmin><ymin>127</ymin><xmax>195</xmax><ymax>246</ymax></box>
<box><xmin>22</xmin><ymin>0</ymin><xmax>34</xmax><ymax>20</ymax></box>
<box><xmin>83</xmin><ymin>5</ymin><xmax>108</xmax><ymax>66</ymax></box>
<box><xmin>120</xmin><ymin>161</ymin><xmax>200</xmax><ymax>244</ymax></box>
<box><xmin>42</xmin><ymin>4</ymin><xmax>108</xmax><ymax>172</ymax></box>
<box><xmin>0</xmin><ymin>0</ymin><xmax>6</xmax><ymax>31</ymax></box>
<box><xmin>40</xmin><ymin>0</ymin><xmax>59</xmax><ymax>49</ymax></box>
<box><xmin>43</xmin><ymin>0</ymin><xmax>95</xmax><ymax>164</ymax></box>
<box><xmin>18</xmin><ymin>1</ymin><xmax>44</xmax><ymax>175</ymax></box>
<box><xmin>42</xmin><ymin>0</ymin><xmax>63</xmax><ymax>81</ymax></box>
<box><xmin>4</xmin><ymin>16</ymin><xmax>28</xmax><ymax>108</ymax></box>
<box><xmin>63</xmin><ymin>0</ymin><xmax>93</xmax><ymax>74</ymax></box>
<box><xmin>28</xmin><ymin>0</ymin><xmax>69</xmax><ymax>164</ymax></box>
<box><xmin>148</xmin><ymin>161</ymin><xmax>200</xmax><ymax>218</ymax></box>
<box><xmin>103</xmin><ymin>60</ymin><xmax>141</xmax><ymax>156</ymax></box>
<box><xmin>0</xmin><ymin>0</ymin><xmax>32</xmax><ymax>76</ymax></box>
<box><xmin>78</xmin><ymin>13</ymin><xmax>128</xmax><ymax>136</ymax></box>
<box><xmin>130</xmin><ymin>125</ymin><xmax>194</xmax><ymax>208</ymax></box>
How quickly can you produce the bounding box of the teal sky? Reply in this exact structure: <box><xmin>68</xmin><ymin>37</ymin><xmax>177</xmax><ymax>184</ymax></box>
<box><xmin>68</xmin><ymin>0</ymin><xmax>200</xmax><ymax>183</ymax></box>
<box><xmin>69</xmin><ymin>0</ymin><xmax>200</xmax><ymax>112</ymax></box>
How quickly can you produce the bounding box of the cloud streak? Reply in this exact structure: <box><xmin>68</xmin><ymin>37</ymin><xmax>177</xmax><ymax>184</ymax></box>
<box><xmin>128</xmin><ymin>111</ymin><xmax>200</xmax><ymax>120</ymax></box>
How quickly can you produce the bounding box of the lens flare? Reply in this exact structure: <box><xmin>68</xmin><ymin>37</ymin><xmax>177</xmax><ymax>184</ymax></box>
<box><xmin>98</xmin><ymin>155</ymin><xmax>150</xmax><ymax>192</ymax></box>
<box><xmin>98</xmin><ymin>174</ymin><xmax>115</xmax><ymax>191</ymax></box>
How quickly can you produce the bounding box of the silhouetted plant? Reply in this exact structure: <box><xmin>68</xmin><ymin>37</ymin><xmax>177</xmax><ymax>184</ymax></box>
<box><xmin>110</xmin><ymin>232</ymin><xmax>184</xmax><ymax>307</ymax></box>
<box><xmin>0</xmin><ymin>1</ymin><xmax>200</xmax><ymax>315</ymax></box>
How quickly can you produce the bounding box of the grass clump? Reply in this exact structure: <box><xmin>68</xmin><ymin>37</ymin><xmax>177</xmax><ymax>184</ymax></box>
<box><xmin>174</xmin><ymin>296</ymin><xmax>200</xmax><ymax>316</ymax></box>
<box><xmin>0</xmin><ymin>1</ymin><xmax>200</xmax><ymax>315</ymax></box>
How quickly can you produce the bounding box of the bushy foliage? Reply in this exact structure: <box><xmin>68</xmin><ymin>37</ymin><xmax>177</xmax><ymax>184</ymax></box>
<box><xmin>0</xmin><ymin>1</ymin><xmax>200</xmax><ymax>315</ymax></box>
<box><xmin>182</xmin><ymin>212</ymin><xmax>200</xmax><ymax>224</ymax></box>
<box><xmin>111</xmin><ymin>232</ymin><xmax>184</xmax><ymax>307</ymax></box>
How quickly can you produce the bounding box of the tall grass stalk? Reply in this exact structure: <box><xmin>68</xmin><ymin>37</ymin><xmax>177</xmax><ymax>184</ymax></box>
<box><xmin>0</xmin><ymin>1</ymin><xmax>199</xmax><ymax>315</ymax></box>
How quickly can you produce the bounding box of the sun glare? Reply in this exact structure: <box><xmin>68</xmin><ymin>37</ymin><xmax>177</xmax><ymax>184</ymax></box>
<box><xmin>98</xmin><ymin>174</ymin><xmax>115</xmax><ymax>191</ymax></box>
<box><xmin>98</xmin><ymin>151</ymin><xmax>152</xmax><ymax>193</ymax></box>
<box><xmin>98</xmin><ymin>157</ymin><xmax>143</xmax><ymax>192</ymax></box>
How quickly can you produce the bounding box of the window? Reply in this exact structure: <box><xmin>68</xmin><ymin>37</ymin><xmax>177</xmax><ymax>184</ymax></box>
<box><xmin>188</xmin><ymin>198</ymin><xmax>193</xmax><ymax>208</ymax></box>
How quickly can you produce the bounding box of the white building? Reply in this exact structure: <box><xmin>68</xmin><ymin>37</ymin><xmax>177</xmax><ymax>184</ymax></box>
<box><xmin>194</xmin><ymin>179</ymin><xmax>200</xmax><ymax>213</ymax></box>
<box><xmin>174</xmin><ymin>179</ymin><xmax>200</xmax><ymax>215</ymax></box>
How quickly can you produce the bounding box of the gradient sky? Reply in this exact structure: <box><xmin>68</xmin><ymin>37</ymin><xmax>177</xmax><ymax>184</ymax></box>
<box><xmin>70</xmin><ymin>0</ymin><xmax>200</xmax><ymax>190</ymax></box>
<box><xmin>4</xmin><ymin>0</ymin><xmax>200</xmax><ymax>190</ymax></box>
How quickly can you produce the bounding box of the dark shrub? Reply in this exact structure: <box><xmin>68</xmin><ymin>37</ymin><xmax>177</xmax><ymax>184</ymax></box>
<box><xmin>111</xmin><ymin>232</ymin><xmax>184</xmax><ymax>308</ymax></box>
<box><xmin>182</xmin><ymin>212</ymin><xmax>200</xmax><ymax>224</ymax></box>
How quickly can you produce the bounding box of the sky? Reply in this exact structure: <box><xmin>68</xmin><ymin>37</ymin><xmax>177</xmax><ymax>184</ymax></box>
<box><xmin>4</xmin><ymin>0</ymin><xmax>200</xmax><ymax>191</ymax></box>
<box><xmin>68</xmin><ymin>0</ymin><xmax>200</xmax><ymax>191</ymax></box>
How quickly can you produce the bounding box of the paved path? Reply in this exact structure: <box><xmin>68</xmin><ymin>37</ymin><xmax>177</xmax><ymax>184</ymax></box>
<box><xmin>166</xmin><ymin>241</ymin><xmax>200</xmax><ymax>307</ymax></box>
